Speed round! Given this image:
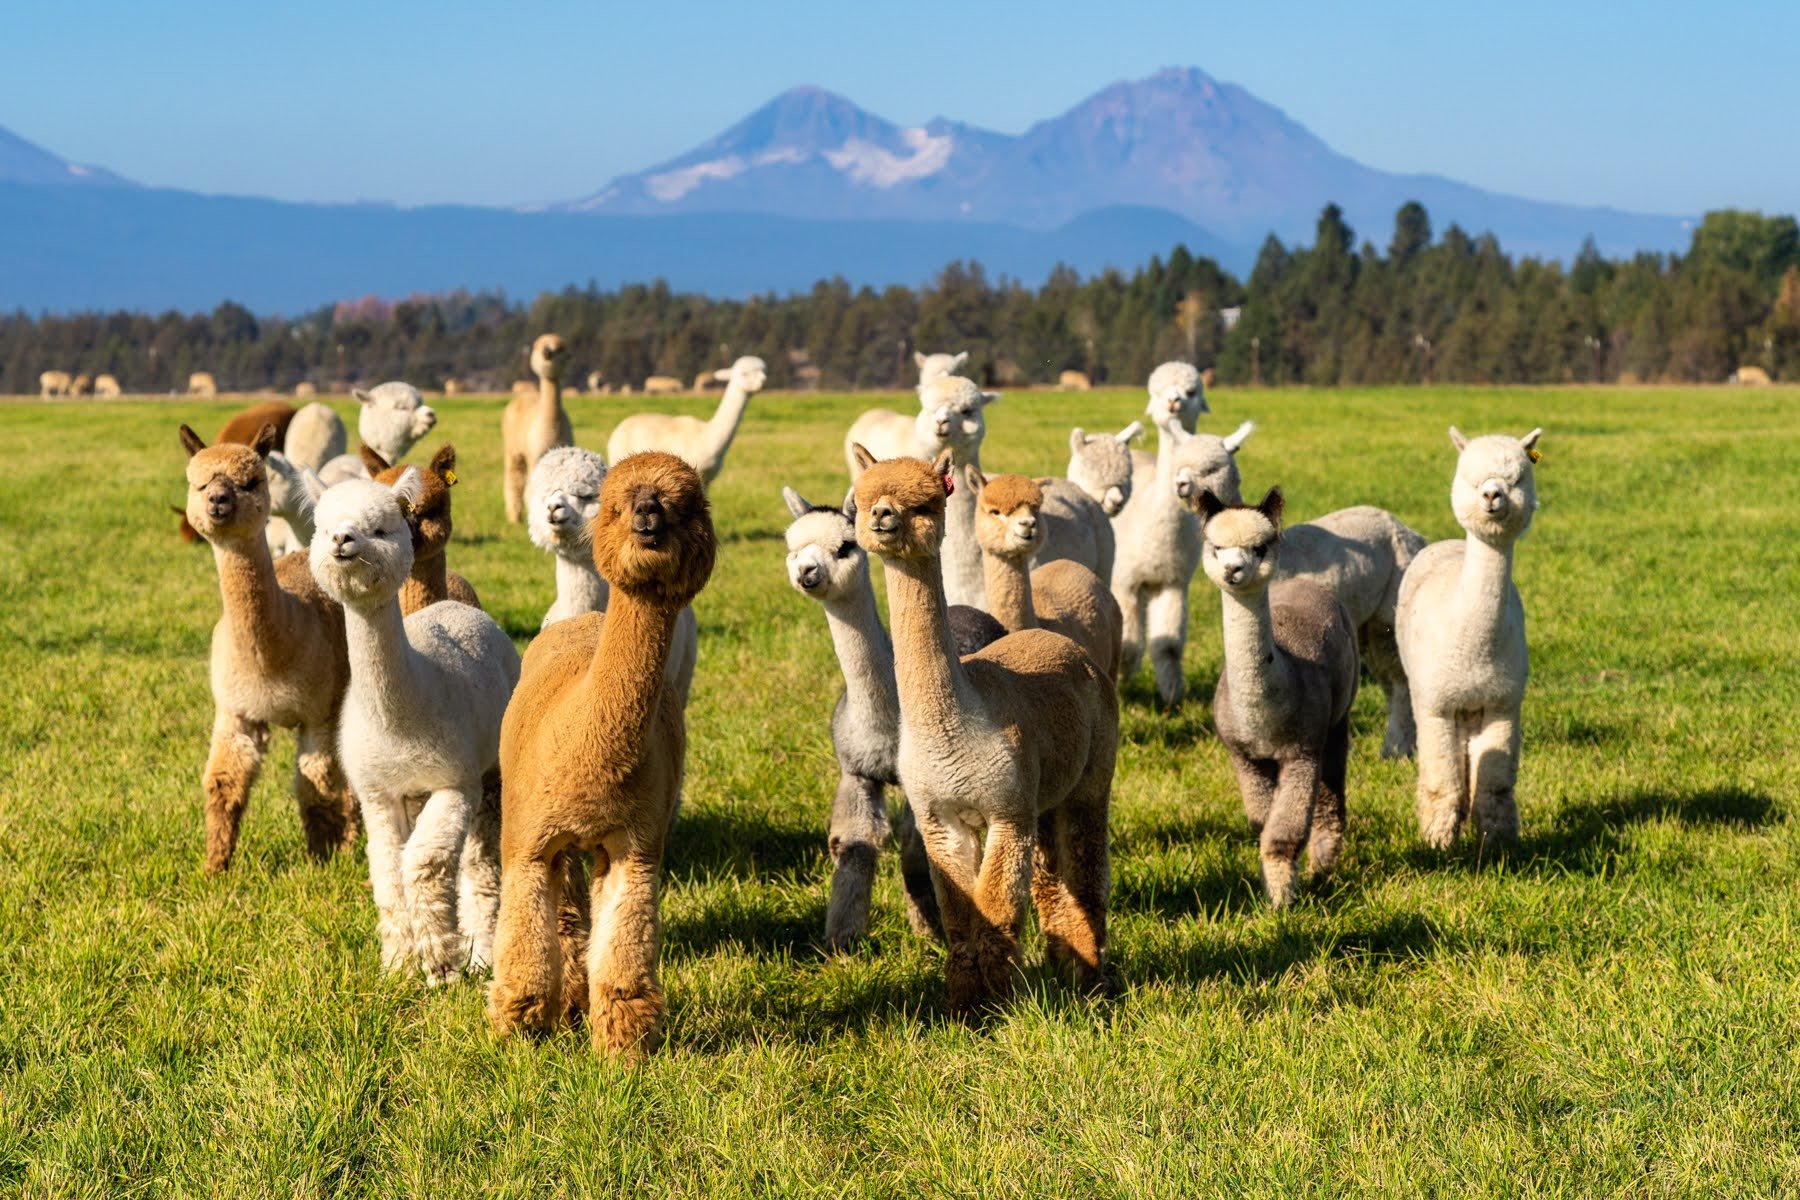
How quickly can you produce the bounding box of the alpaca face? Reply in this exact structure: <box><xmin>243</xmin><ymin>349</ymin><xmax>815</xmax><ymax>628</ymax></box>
<box><xmin>530</xmin><ymin>334</ymin><xmax>567</xmax><ymax>381</ymax></box>
<box><xmin>372</xmin><ymin>445</ymin><xmax>457</xmax><ymax>561</ymax></box>
<box><xmin>310</xmin><ymin>474</ymin><xmax>420</xmax><ymax>607</ymax></box>
<box><xmin>972</xmin><ymin>472</ymin><xmax>1046</xmax><ymax>562</ymax></box>
<box><xmin>1200</xmin><ymin>489</ymin><xmax>1284</xmax><ymax>594</ymax></box>
<box><xmin>353</xmin><ymin>382</ymin><xmax>437</xmax><ymax>462</ymax></box>
<box><xmin>718</xmin><ymin>355</ymin><xmax>767</xmax><ymax>392</ymax></box>
<box><xmin>914</xmin><ymin>377</ymin><xmax>996</xmax><ymax>458</ymax></box>
<box><xmin>1167</xmin><ymin>422</ymin><xmax>1251</xmax><ymax>507</ymax></box>
<box><xmin>181</xmin><ymin>423</ymin><xmax>277</xmax><ymax>542</ymax></box>
<box><xmin>1067</xmin><ymin>424</ymin><xmax>1138</xmax><ymax>514</ymax></box>
<box><xmin>1146</xmin><ymin>361</ymin><xmax>1208</xmax><ymax>428</ymax></box>
<box><xmin>590</xmin><ymin>452</ymin><xmax>715</xmax><ymax>603</ymax></box>
<box><xmin>852</xmin><ymin>449</ymin><xmax>953</xmax><ymax>562</ymax></box>
<box><xmin>527</xmin><ymin>447</ymin><xmax>607</xmax><ymax>561</ymax></box>
<box><xmin>782</xmin><ymin>490</ymin><xmax>867</xmax><ymax>602</ymax></box>
<box><xmin>1449</xmin><ymin>429</ymin><xmax>1539</xmax><ymax>543</ymax></box>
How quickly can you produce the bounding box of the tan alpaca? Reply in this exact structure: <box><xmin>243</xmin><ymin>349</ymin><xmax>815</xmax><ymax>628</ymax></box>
<box><xmin>488</xmin><ymin>451</ymin><xmax>717</xmax><ymax>1058</ymax></box>
<box><xmin>501</xmin><ymin>333</ymin><xmax>574</xmax><ymax>523</ymax></box>
<box><xmin>358</xmin><ymin>443</ymin><xmax>481</xmax><ymax>614</ymax></box>
<box><xmin>852</xmin><ymin>446</ymin><xmax>1119</xmax><ymax>1015</ymax></box>
<box><xmin>176</xmin><ymin>401</ymin><xmax>304</xmax><ymax>543</ymax></box>
<box><xmin>970</xmin><ymin>469</ymin><xmax>1123</xmax><ymax>681</ymax></box>
<box><xmin>178</xmin><ymin>421</ymin><xmax>356</xmax><ymax>872</ymax></box>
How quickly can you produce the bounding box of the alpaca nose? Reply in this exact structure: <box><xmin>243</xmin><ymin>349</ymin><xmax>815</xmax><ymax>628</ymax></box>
<box><xmin>797</xmin><ymin>563</ymin><xmax>822</xmax><ymax>590</ymax></box>
<box><xmin>204</xmin><ymin>484</ymin><xmax>235</xmax><ymax>519</ymax></box>
<box><xmin>418</xmin><ymin>408</ymin><xmax>437</xmax><ymax>430</ymax></box>
<box><xmin>1103</xmin><ymin>486</ymin><xmax>1125</xmax><ymax>514</ymax></box>
<box><xmin>547</xmin><ymin>500</ymin><xmax>570</xmax><ymax>526</ymax></box>
<box><xmin>631</xmin><ymin>496</ymin><xmax>665</xmax><ymax>541</ymax></box>
<box><xmin>1481</xmin><ymin>481</ymin><xmax>1509</xmax><ymax>513</ymax></box>
<box><xmin>1016</xmin><ymin>516</ymin><xmax>1038</xmax><ymax>540</ymax></box>
<box><xmin>870</xmin><ymin>502</ymin><xmax>899</xmax><ymax>532</ymax></box>
<box><xmin>331</xmin><ymin>530</ymin><xmax>357</xmax><ymax>559</ymax></box>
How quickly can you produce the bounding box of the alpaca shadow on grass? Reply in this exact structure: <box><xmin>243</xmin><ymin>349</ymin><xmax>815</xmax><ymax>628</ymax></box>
<box><xmin>665</xmin><ymin>805</ymin><xmax>819</xmax><ymax>882</ymax></box>
<box><xmin>662</xmin><ymin>888</ymin><xmax>831</xmax><ymax>961</ymax></box>
<box><xmin>1128</xmin><ymin>909</ymin><xmax>1459</xmax><ymax>993</ymax></box>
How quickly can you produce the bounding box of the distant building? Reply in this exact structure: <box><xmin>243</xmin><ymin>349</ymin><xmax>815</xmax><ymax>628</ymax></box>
<box><xmin>1220</xmin><ymin>306</ymin><xmax>1242</xmax><ymax>332</ymax></box>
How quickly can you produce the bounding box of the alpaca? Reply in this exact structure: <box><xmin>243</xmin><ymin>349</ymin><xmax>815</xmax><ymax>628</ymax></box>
<box><xmin>844</xmin><ymin>376</ymin><xmax>998</xmax><ymax>609</ymax></box>
<box><xmin>1396</xmin><ymin>427</ymin><xmax>1542</xmax><ymax>849</ymax></box>
<box><xmin>319</xmin><ymin>383</ymin><xmax>439</xmax><ymax>485</ymax></box>
<box><xmin>1111</xmin><ymin>418</ymin><xmax>1255</xmax><ymax>705</ymax></box>
<box><xmin>39</xmin><ymin>370</ymin><xmax>71</xmax><ymax>397</ymax></box>
<box><xmin>94</xmin><ymin>374</ymin><xmax>122</xmax><ymax>398</ymax></box>
<box><xmin>1129</xmin><ymin>362</ymin><xmax>1210</xmax><ymax>476</ymax></box>
<box><xmin>501</xmin><ymin>334</ymin><xmax>574</xmax><ymax>523</ymax></box>
<box><xmin>284</xmin><ymin>401</ymin><xmax>347</xmax><ymax>471</ymax></box>
<box><xmin>175</xmin><ymin>401</ymin><xmax>302</xmax><ymax>543</ymax></box>
<box><xmin>359</xmin><ymin>444</ymin><xmax>482</xmax><ymax>616</ymax></box>
<box><xmin>1197</xmin><ymin>487</ymin><xmax>1359</xmax><ymax>905</ymax></box>
<box><xmin>526</xmin><ymin>446</ymin><xmax>700</xmax><ymax>706</ymax></box>
<box><xmin>1006</xmin><ymin>474</ymin><xmax>1116</xmax><ymax>582</ymax></box>
<box><xmin>188</xmin><ymin>372</ymin><xmax>218</xmax><ymax>397</ymax></box>
<box><xmin>177</xmin><ymin>421</ymin><xmax>356</xmax><ymax>872</ymax></box>
<box><xmin>915</xmin><ymin>350</ymin><xmax>968</xmax><ymax>389</ymax></box>
<box><xmin>852</xmin><ymin>445</ymin><xmax>1118</xmax><ymax>1014</ymax></box>
<box><xmin>69</xmin><ymin>374</ymin><xmax>93</xmax><ymax>397</ymax></box>
<box><xmin>1058</xmin><ymin>370</ymin><xmax>1092</xmax><ymax>391</ymax></box>
<box><xmin>642</xmin><ymin>375</ymin><xmax>684</xmax><ymax>395</ymax></box>
<box><xmin>294</xmin><ymin>381</ymin><xmax>319</xmax><ymax>398</ymax></box>
<box><xmin>262</xmin><ymin>451</ymin><xmax>326</xmax><ymax>558</ymax></box>
<box><xmin>606</xmin><ymin>355</ymin><xmax>769</xmax><ymax>486</ymax></box>
<box><xmin>1066</xmin><ymin>421</ymin><xmax>1144</xmax><ymax>515</ymax></box>
<box><xmin>311</xmin><ymin>469</ymin><xmax>521</xmax><ymax>980</ymax></box>
<box><xmin>488</xmin><ymin>451</ymin><xmax>717</xmax><ymax>1058</ymax></box>
<box><xmin>970</xmin><ymin>470</ymin><xmax>1124</xmax><ymax>681</ymax></box>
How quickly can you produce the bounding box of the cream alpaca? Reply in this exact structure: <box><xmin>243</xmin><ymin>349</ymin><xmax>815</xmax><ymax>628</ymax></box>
<box><xmin>526</xmin><ymin>447</ymin><xmax>700</xmax><ymax>706</ymax></box>
<box><xmin>262</xmin><ymin>450</ymin><xmax>326</xmax><ymax>558</ymax></box>
<box><xmin>311</xmin><ymin>469</ymin><xmax>521</xmax><ymax>980</ymax></box>
<box><xmin>501</xmin><ymin>334</ymin><xmax>574</xmax><ymax>522</ymax></box>
<box><xmin>178</xmin><ymin>422</ymin><xmax>356</xmax><ymax>872</ymax></box>
<box><xmin>1197</xmin><ymin>488</ymin><xmax>1359</xmax><ymax>906</ymax></box>
<box><xmin>284</xmin><ymin>401</ymin><xmax>347</xmax><ymax>471</ymax></box>
<box><xmin>1127</xmin><ymin>362</ymin><xmax>1209</xmax><ymax>476</ymax></box>
<box><xmin>1110</xmin><ymin>418</ymin><xmax>1255</xmax><ymax>705</ymax></box>
<box><xmin>1396</xmin><ymin>427</ymin><xmax>1542</xmax><ymax>848</ymax></box>
<box><xmin>1066</xmin><ymin>421</ymin><xmax>1144</xmax><ymax>515</ymax></box>
<box><xmin>853</xmin><ymin>445</ymin><xmax>1118</xmax><ymax>1015</ymax></box>
<box><xmin>914</xmin><ymin>350</ymin><xmax>968</xmax><ymax>389</ymax></box>
<box><xmin>318</xmin><ymin>383</ymin><xmax>439</xmax><ymax>484</ymax></box>
<box><xmin>488</xmin><ymin>452</ymin><xmax>717</xmax><ymax>1058</ymax></box>
<box><xmin>970</xmin><ymin>470</ymin><xmax>1123</xmax><ymax>681</ymax></box>
<box><xmin>606</xmin><ymin>355</ymin><xmax>768</xmax><ymax>486</ymax></box>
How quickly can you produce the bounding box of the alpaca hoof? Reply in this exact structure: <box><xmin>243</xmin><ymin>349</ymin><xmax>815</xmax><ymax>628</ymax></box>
<box><xmin>1261</xmin><ymin>859</ymin><xmax>1297</xmax><ymax>907</ymax></box>
<box><xmin>487</xmin><ymin>980</ymin><xmax>559</xmax><ymax>1036</ymax></box>
<box><xmin>595</xmin><ymin>985</ymin><xmax>665</xmax><ymax>1059</ymax></box>
<box><xmin>946</xmin><ymin>934</ymin><xmax>1020</xmax><ymax>1016</ymax></box>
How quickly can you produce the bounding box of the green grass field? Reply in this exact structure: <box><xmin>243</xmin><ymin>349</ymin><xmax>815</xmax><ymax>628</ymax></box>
<box><xmin>3</xmin><ymin>384</ymin><xmax>1798</xmax><ymax>1196</ymax></box>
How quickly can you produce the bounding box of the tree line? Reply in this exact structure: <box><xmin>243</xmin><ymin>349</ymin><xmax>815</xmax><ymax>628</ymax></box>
<box><xmin>3</xmin><ymin>203</ymin><xmax>1797</xmax><ymax>394</ymax></box>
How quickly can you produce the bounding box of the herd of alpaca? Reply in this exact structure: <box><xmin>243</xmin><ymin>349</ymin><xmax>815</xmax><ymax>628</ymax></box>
<box><xmin>170</xmin><ymin>342</ymin><xmax>1544</xmax><ymax>1055</ymax></box>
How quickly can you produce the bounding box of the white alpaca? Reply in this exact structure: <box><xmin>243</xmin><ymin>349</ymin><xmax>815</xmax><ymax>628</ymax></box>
<box><xmin>1066</xmin><ymin>422</ymin><xmax>1144</xmax><ymax>515</ymax></box>
<box><xmin>1129</xmin><ymin>362</ymin><xmax>1210</xmax><ymax>476</ymax></box>
<box><xmin>1111</xmin><ymin>418</ymin><xmax>1254</xmax><ymax>705</ymax></box>
<box><xmin>310</xmin><ymin>469</ymin><xmax>521</xmax><ymax>981</ymax></box>
<box><xmin>525</xmin><ymin>447</ymin><xmax>700</xmax><ymax>706</ymax></box>
<box><xmin>285</xmin><ymin>402</ymin><xmax>347</xmax><ymax>472</ymax></box>
<box><xmin>262</xmin><ymin>451</ymin><xmax>327</xmax><ymax>557</ymax></box>
<box><xmin>318</xmin><ymin>383</ymin><xmax>439</xmax><ymax>484</ymax></box>
<box><xmin>1396</xmin><ymin>427</ymin><xmax>1542</xmax><ymax>848</ymax></box>
<box><xmin>914</xmin><ymin>350</ymin><xmax>968</xmax><ymax>390</ymax></box>
<box><xmin>606</xmin><ymin>356</ymin><xmax>768</xmax><ymax>486</ymax></box>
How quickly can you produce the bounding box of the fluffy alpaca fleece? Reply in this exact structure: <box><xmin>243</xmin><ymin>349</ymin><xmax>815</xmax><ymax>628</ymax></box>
<box><xmin>311</xmin><ymin>469</ymin><xmax>521</xmax><ymax>979</ymax></box>
<box><xmin>1110</xmin><ymin>418</ymin><xmax>1255</xmax><ymax>705</ymax></box>
<box><xmin>1396</xmin><ymin>427</ymin><xmax>1542</xmax><ymax>848</ymax></box>
<box><xmin>605</xmin><ymin>356</ymin><xmax>768</xmax><ymax>487</ymax></box>
<box><xmin>844</xmin><ymin>376</ymin><xmax>998</xmax><ymax>609</ymax></box>
<box><xmin>318</xmin><ymin>383</ymin><xmax>439</xmax><ymax>485</ymax></box>
<box><xmin>501</xmin><ymin>335</ymin><xmax>574</xmax><ymax>523</ymax></box>
<box><xmin>914</xmin><ymin>350</ymin><xmax>968</xmax><ymax>390</ymax></box>
<box><xmin>852</xmin><ymin>445</ymin><xmax>1119</xmax><ymax>1015</ymax></box>
<box><xmin>971</xmin><ymin>470</ymin><xmax>1124</xmax><ymax>681</ymax></box>
<box><xmin>488</xmin><ymin>452</ymin><xmax>717</xmax><ymax>1058</ymax></box>
<box><xmin>358</xmin><ymin>443</ymin><xmax>481</xmax><ymax>616</ymax></box>
<box><xmin>1197</xmin><ymin>488</ymin><xmax>1360</xmax><ymax>906</ymax></box>
<box><xmin>178</xmin><ymin>422</ymin><xmax>356</xmax><ymax>872</ymax></box>
<box><xmin>1067</xmin><ymin>421</ymin><xmax>1144</xmax><ymax>515</ymax></box>
<box><xmin>262</xmin><ymin>451</ymin><xmax>326</xmax><ymax>557</ymax></box>
<box><xmin>527</xmin><ymin>446</ymin><xmax>700</xmax><ymax>707</ymax></box>
<box><xmin>284</xmin><ymin>402</ymin><xmax>347</xmax><ymax>471</ymax></box>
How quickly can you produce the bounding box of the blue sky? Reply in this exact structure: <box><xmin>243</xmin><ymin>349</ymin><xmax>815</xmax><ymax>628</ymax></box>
<box><xmin>5</xmin><ymin>0</ymin><xmax>1796</xmax><ymax>218</ymax></box>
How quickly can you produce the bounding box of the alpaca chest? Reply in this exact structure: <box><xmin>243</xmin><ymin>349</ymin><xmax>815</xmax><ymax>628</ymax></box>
<box><xmin>210</xmin><ymin>633</ymin><xmax>332</xmax><ymax>728</ymax></box>
<box><xmin>340</xmin><ymin>712</ymin><xmax>482</xmax><ymax>802</ymax></box>
<box><xmin>1115</xmin><ymin>506</ymin><xmax>1199</xmax><ymax>589</ymax></box>
<box><xmin>895</xmin><ymin>729</ymin><xmax>1027</xmax><ymax>825</ymax></box>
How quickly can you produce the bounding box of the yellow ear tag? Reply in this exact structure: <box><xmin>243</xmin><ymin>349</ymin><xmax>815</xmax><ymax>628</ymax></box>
<box><xmin>1526</xmin><ymin>448</ymin><xmax>1542</xmax><ymax>463</ymax></box>
<box><xmin>443</xmin><ymin>469</ymin><xmax>457</xmax><ymax>487</ymax></box>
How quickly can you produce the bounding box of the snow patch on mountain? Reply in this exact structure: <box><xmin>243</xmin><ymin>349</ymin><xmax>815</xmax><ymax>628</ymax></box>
<box><xmin>824</xmin><ymin>128</ymin><xmax>952</xmax><ymax>188</ymax></box>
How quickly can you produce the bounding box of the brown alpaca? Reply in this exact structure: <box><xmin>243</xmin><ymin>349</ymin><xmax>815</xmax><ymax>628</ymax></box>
<box><xmin>852</xmin><ymin>446</ymin><xmax>1119</xmax><ymax>1015</ymax></box>
<box><xmin>178</xmin><ymin>421</ymin><xmax>356</xmax><ymax>872</ymax></box>
<box><xmin>176</xmin><ymin>401</ymin><xmax>303</xmax><ymax>543</ymax></box>
<box><xmin>487</xmin><ymin>451</ymin><xmax>717</xmax><ymax>1058</ymax></box>
<box><xmin>358</xmin><ymin>443</ymin><xmax>481</xmax><ymax>615</ymax></box>
<box><xmin>969</xmin><ymin>468</ymin><xmax>1124</xmax><ymax>682</ymax></box>
<box><xmin>501</xmin><ymin>333</ymin><xmax>573</xmax><ymax>523</ymax></box>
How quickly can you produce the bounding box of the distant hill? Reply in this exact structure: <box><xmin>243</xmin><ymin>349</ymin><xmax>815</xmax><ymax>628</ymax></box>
<box><xmin>0</xmin><ymin>124</ymin><xmax>135</xmax><ymax>189</ymax></box>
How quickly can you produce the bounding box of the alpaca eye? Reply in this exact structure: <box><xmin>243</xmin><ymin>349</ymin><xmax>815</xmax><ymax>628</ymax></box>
<box><xmin>245</xmin><ymin>478</ymin><xmax>259</xmax><ymax>490</ymax></box>
<box><xmin>834</xmin><ymin>542</ymin><xmax>855</xmax><ymax>558</ymax></box>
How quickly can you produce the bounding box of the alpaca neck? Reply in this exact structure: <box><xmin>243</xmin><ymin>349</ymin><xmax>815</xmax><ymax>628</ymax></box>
<box><xmin>1220</xmin><ymin>586</ymin><xmax>1294</xmax><ymax>726</ymax></box>
<box><xmin>342</xmin><ymin>593</ymin><xmax>424</xmax><ymax>727</ymax></box>
<box><xmin>939</xmin><ymin>449</ymin><xmax>984</xmax><ymax>608</ymax></box>
<box><xmin>881</xmin><ymin>552</ymin><xmax>979</xmax><ymax>739</ymax></box>
<box><xmin>1455</xmin><ymin>534</ymin><xmax>1516</xmax><ymax>649</ymax></box>
<box><xmin>211</xmin><ymin>536</ymin><xmax>298</xmax><ymax>664</ymax></box>
<box><xmin>822</xmin><ymin>581</ymin><xmax>898</xmax><ymax>718</ymax></box>
<box><xmin>532</xmin><ymin>372</ymin><xmax>565</xmax><ymax>441</ymax></box>
<box><xmin>400</xmin><ymin>549</ymin><xmax>448</xmax><ymax>612</ymax></box>
<box><xmin>1150</xmin><ymin>430</ymin><xmax>1187</xmax><ymax>518</ymax></box>
<box><xmin>698</xmin><ymin>380</ymin><xmax>752</xmax><ymax>476</ymax></box>
<box><xmin>575</xmin><ymin>589</ymin><xmax>682</xmax><ymax>767</ymax></box>
<box><xmin>555</xmin><ymin>552</ymin><xmax>609</xmax><ymax>616</ymax></box>
<box><xmin>981</xmin><ymin>550</ymin><xmax>1036</xmax><ymax>632</ymax></box>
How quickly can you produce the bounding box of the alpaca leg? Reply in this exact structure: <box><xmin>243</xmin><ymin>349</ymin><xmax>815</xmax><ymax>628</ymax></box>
<box><xmin>824</xmin><ymin>771</ymin><xmax>889</xmax><ymax>951</ymax></box>
<box><xmin>1260</xmin><ymin>761</ymin><xmax>1317</xmax><ymax>907</ymax></box>
<box><xmin>1307</xmin><ymin>719</ymin><xmax>1351</xmax><ymax>881</ymax></box>
<box><xmin>1413</xmin><ymin>710</ymin><xmax>1469</xmax><ymax>849</ymax></box>
<box><xmin>361</xmin><ymin>796</ymin><xmax>414</xmax><ymax>973</ymax></box>
<box><xmin>895</xmin><ymin>802</ymin><xmax>943</xmax><ymax>941</ymax></box>
<box><xmin>1033</xmin><ymin>780</ymin><xmax>1112</xmax><ymax>990</ymax></box>
<box><xmin>1362</xmin><ymin>625</ymin><xmax>1416</xmax><ymax>759</ymax></box>
<box><xmin>1115</xmin><ymin>582</ymin><xmax>1149</xmax><ymax>683</ymax></box>
<box><xmin>487</xmin><ymin>847</ymin><xmax>566</xmax><ymax>1035</ymax></box>
<box><xmin>956</xmin><ymin>819</ymin><xmax>1035</xmax><ymax>1013</ymax></box>
<box><xmin>917</xmin><ymin>810</ymin><xmax>987</xmax><ymax>1011</ymax></box>
<box><xmin>1469</xmin><ymin>709</ymin><xmax>1522</xmax><ymax>845</ymax></box>
<box><xmin>458</xmin><ymin>771</ymin><xmax>504</xmax><ymax>971</ymax></box>
<box><xmin>556</xmin><ymin>851</ymin><xmax>591</xmax><ymax>1026</ymax></box>
<box><xmin>404</xmin><ymin>787</ymin><xmax>474</xmax><ymax>983</ymax></box>
<box><xmin>1146</xmin><ymin>586</ymin><xmax>1189</xmax><ymax>707</ymax></box>
<box><xmin>1227</xmin><ymin>749</ymin><xmax>1280</xmax><ymax>834</ymax></box>
<box><xmin>504</xmin><ymin>452</ymin><xmax>528</xmax><ymax>524</ymax></box>
<box><xmin>202</xmin><ymin>711</ymin><xmax>269</xmax><ymax>874</ymax></box>
<box><xmin>587</xmin><ymin>828</ymin><xmax>668</xmax><ymax>1059</ymax></box>
<box><xmin>293</xmin><ymin>721</ymin><xmax>354</xmax><ymax>860</ymax></box>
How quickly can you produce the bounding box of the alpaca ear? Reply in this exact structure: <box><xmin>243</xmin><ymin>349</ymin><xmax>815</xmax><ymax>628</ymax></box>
<box><xmin>430</xmin><ymin>444</ymin><xmax>457</xmax><ymax>481</ymax></box>
<box><xmin>390</xmin><ymin>466</ymin><xmax>425</xmax><ymax>515</ymax></box>
<box><xmin>178</xmin><ymin>424</ymin><xmax>207</xmax><ymax>457</ymax></box>
<box><xmin>1258</xmin><ymin>485</ymin><xmax>1285</xmax><ymax>526</ymax></box>
<box><xmin>359</xmin><ymin>442</ymin><xmax>392</xmax><ymax>475</ymax></box>
<box><xmin>1116</xmin><ymin>420</ymin><xmax>1144</xmax><ymax>444</ymax></box>
<box><xmin>299</xmin><ymin>466</ymin><xmax>326</xmax><ymax>504</ymax></box>
<box><xmin>950</xmin><ymin>352</ymin><xmax>968</xmax><ymax>371</ymax></box>
<box><xmin>913</xmin><ymin>351</ymin><xmax>927</xmax><ymax>369</ymax></box>
<box><xmin>840</xmin><ymin>488</ymin><xmax>857</xmax><ymax>521</ymax></box>
<box><xmin>251</xmin><ymin>423</ymin><xmax>280</xmax><ymax>460</ymax></box>
<box><xmin>966</xmin><ymin>465</ymin><xmax>988</xmax><ymax>494</ymax></box>
<box><xmin>1195</xmin><ymin>489</ymin><xmax>1227</xmax><ymax>523</ymax></box>
<box><xmin>1222</xmin><ymin>421</ymin><xmax>1256</xmax><ymax>453</ymax></box>
<box><xmin>1449</xmin><ymin>426</ymin><xmax>1469</xmax><ymax>451</ymax></box>
<box><xmin>850</xmin><ymin>442</ymin><xmax>877</xmax><ymax>476</ymax></box>
<box><xmin>1070</xmin><ymin>427</ymin><xmax>1087</xmax><ymax>454</ymax></box>
<box><xmin>1520</xmin><ymin>427</ymin><xmax>1543</xmax><ymax>450</ymax></box>
<box><xmin>931</xmin><ymin>447</ymin><xmax>956</xmax><ymax>480</ymax></box>
<box><xmin>352</xmin><ymin>387</ymin><xmax>375</xmax><ymax>407</ymax></box>
<box><xmin>781</xmin><ymin>486</ymin><xmax>811</xmax><ymax>520</ymax></box>
<box><xmin>979</xmin><ymin>391</ymin><xmax>1001</xmax><ymax>407</ymax></box>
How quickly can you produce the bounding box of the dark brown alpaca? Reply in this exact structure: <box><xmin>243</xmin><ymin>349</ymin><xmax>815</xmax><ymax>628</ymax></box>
<box><xmin>358</xmin><ymin>443</ymin><xmax>481</xmax><ymax>614</ymax></box>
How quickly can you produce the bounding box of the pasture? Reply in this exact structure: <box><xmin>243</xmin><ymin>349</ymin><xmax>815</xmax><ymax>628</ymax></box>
<box><xmin>2</xmin><ymin>384</ymin><xmax>1798</xmax><ymax>1196</ymax></box>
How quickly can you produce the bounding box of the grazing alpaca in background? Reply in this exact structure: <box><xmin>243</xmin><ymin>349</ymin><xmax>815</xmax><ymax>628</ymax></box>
<box><xmin>606</xmin><ymin>355</ymin><xmax>768</xmax><ymax>486</ymax></box>
<box><xmin>853</xmin><ymin>446</ymin><xmax>1118</xmax><ymax>1015</ymax></box>
<box><xmin>1197</xmin><ymin>488</ymin><xmax>1359</xmax><ymax>906</ymax></box>
<box><xmin>358</xmin><ymin>443</ymin><xmax>481</xmax><ymax>615</ymax></box>
<box><xmin>1397</xmin><ymin>428</ymin><xmax>1542</xmax><ymax>848</ymax></box>
<box><xmin>178</xmin><ymin>422</ymin><xmax>355</xmax><ymax>872</ymax></box>
<box><xmin>501</xmin><ymin>334</ymin><xmax>573</xmax><ymax>522</ymax></box>
<box><xmin>488</xmin><ymin>452</ymin><xmax>717</xmax><ymax>1058</ymax></box>
<box><xmin>311</xmin><ymin>469</ymin><xmax>520</xmax><ymax>979</ymax></box>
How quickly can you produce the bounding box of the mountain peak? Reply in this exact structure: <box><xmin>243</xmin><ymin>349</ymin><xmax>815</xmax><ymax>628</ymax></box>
<box><xmin>0</xmin><ymin>125</ymin><xmax>135</xmax><ymax>188</ymax></box>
